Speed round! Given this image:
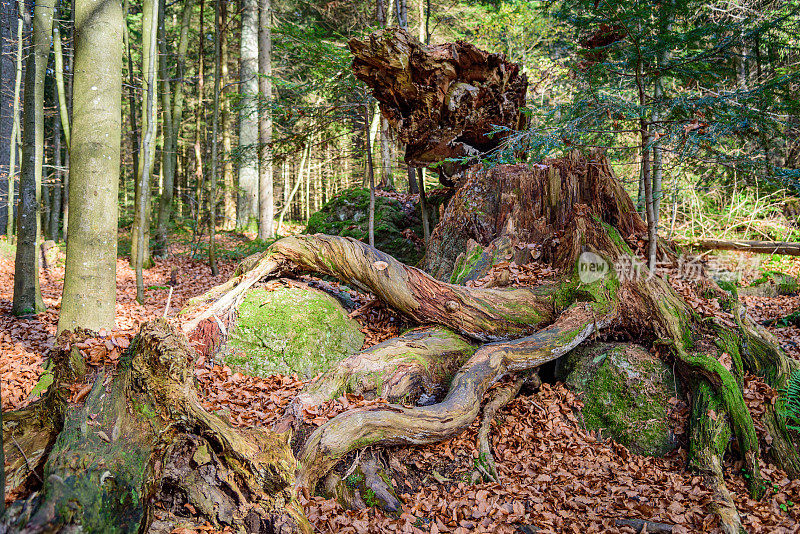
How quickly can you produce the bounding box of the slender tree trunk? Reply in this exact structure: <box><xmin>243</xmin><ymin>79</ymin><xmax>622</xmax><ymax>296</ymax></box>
<box><xmin>0</xmin><ymin>2</ymin><xmax>10</xmax><ymax>238</ymax></box>
<box><xmin>131</xmin><ymin>0</ymin><xmax>158</xmax><ymax>271</ymax></box>
<box><xmin>53</xmin><ymin>21</ymin><xmax>69</xmax><ymax>149</ymax></box>
<box><xmin>220</xmin><ymin>0</ymin><xmax>235</xmax><ymax>231</ymax></box>
<box><xmin>192</xmin><ymin>0</ymin><xmax>206</xmax><ymax>250</ymax></box>
<box><xmin>61</xmin><ymin>8</ymin><xmax>71</xmax><ymax>240</ymax></box>
<box><xmin>155</xmin><ymin>0</ymin><xmax>192</xmax><ymax>255</ymax></box>
<box><xmin>417</xmin><ymin>167</ymin><xmax>429</xmax><ymax>243</ymax></box>
<box><xmin>135</xmin><ymin>0</ymin><xmax>159</xmax><ymax>303</ymax></box>
<box><xmin>122</xmin><ymin>0</ymin><xmax>138</xmax><ymax>191</ymax></box>
<box><xmin>651</xmin><ymin>0</ymin><xmax>674</xmax><ymax>235</ymax></box>
<box><xmin>50</xmin><ymin>76</ymin><xmax>61</xmax><ymax>241</ymax></box>
<box><xmin>58</xmin><ymin>0</ymin><xmax>122</xmax><ymax>332</ymax></box>
<box><xmin>418</xmin><ymin>0</ymin><xmax>424</xmax><ymax>42</ymax></box>
<box><xmin>153</xmin><ymin>0</ymin><xmax>173</xmax><ymax>258</ymax></box>
<box><xmin>12</xmin><ymin>0</ymin><xmax>51</xmax><ymax>316</ymax></box>
<box><xmin>257</xmin><ymin>0</ymin><xmax>273</xmax><ymax>239</ymax></box>
<box><xmin>5</xmin><ymin>9</ymin><xmax>22</xmax><ymax>239</ymax></box>
<box><xmin>208</xmin><ymin>0</ymin><xmax>221</xmax><ymax>275</ymax></box>
<box><xmin>364</xmin><ymin>105</ymin><xmax>375</xmax><ymax>247</ymax></box>
<box><xmin>276</xmin><ymin>140</ymin><xmax>308</xmax><ymax>235</ymax></box>
<box><xmin>237</xmin><ymin>0</ymin><xmax>258</xmax><ymax>229</ymax></box>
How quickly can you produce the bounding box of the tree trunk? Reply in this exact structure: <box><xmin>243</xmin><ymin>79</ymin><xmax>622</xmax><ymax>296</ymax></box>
<box><xmin>12</xmin><ymin>0</ymin><xmax>51</xmax><ymax>316</ymax></box>
<box><xmin>122</xmin><ymin>0</ymin><xmax>139</xmax><ymax>195</ymax></box>
<box><xmin>5</xmin><ymin>7</ymin><xmax>22</xmax><ymax>239</ymax></box>
<box><xmin>135</xmin><ymin>0</ymin><xmax>160</xmax><ymax>303</ymax></box>
<box><xmin>364</xmin><ymin>105</ymin><xmax>375</xmax><ymax>247</ymax></box>
<box><xmin>131</xmin><ymin>0</ymin><xmax>159</xmax><ymax>272</ymax></box>
<box><xmin>220</xmin><ymin>0</ymin><xmax>235</xmax><ymax>231</ymax></box>
<box><xmin>257</xmin><ymin>0</ymin><xmax>273</xmax><ymax>239</ymax></box>
<box><xmin>57</xmin><ymin>0</ymin><xmax>122</xmax><ymax>333</ymax></box>
<box><xmin>237</xmin><ymin>0</ymin><xmax>259</xmax><ymax>229</ymax></box>
<box><xmin>691</xmin><ymin>238</ymin><xmax>800</xmax><ymax>256</ymax></box>
<box><xmin>208</xmin><ymin>0</ymin><xmax>220</xmax><ymax>275</ymax></box>
<box><xmin>49</xmin><ymin>72</ymin><xmax>61</xmax><ymax>242</ymax></box>
<box><xmin>3</xmin><ymin>320</ymin><xmax>311</xmax><ymax>534</ymax></box>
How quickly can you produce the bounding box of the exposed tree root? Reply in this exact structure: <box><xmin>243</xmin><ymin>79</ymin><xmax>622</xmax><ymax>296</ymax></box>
<box><xmin>277</xmin><ymin>327</ymin><xmax>476</xmax><ymax>432</ymax></box>
<box><xmin>4</xmin><ymin>320</ymin><xmax>311</xmax><ymax>534</ymax></box>
<box><xmin>183</xmin><ymin>234</ymin><xmax>556</xmax><ymax>340</ymax></box>
<box><xmin>475</xmin><ymin>376</ymin><xmax>525</xmax><ymax>482</ymax></box>
<box><xmin>295</xmin><ymin>302</ymin><xmax>617</xmax><ymax>495</ymax></box>
<box><xmin>690</xmin><ymin>381</ymin><xmax>745</xmax><ymax>534</ymax></box>
<box><xmin>173</xmin><ymin>153</ymin><xmax>795</xmax><ymax>529</ymax></box>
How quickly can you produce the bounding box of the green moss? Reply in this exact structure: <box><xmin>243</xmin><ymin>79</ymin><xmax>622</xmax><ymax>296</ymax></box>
<box><xmin>30</xmin><ymin>370</ymin><xmax>54</xmax><ymax>397</ymax></box>
<box><xmin>564</xmin><ymin>343</ymin><xmax>678</xmax><ymax>456</ymax></box>
<box><xmin>306</xmin><ymin>188</ymin><xmax>425</xmax><ymax>264</ymax></box>
<box><xmin>223</xmin><ymin>287</ymin><xmax>364</xmax><ymax>379</ymax></box>
<box><xmin>450</xmin><ymin>245</ymin><xmax>484</xmax><ymax>285</ymax></box>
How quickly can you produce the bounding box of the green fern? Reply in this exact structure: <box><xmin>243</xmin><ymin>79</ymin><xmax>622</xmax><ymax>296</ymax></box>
<box><xmin>778</xmin><ymin>371</ymin><xmax>800</xmax><ymax>432</ymax></box>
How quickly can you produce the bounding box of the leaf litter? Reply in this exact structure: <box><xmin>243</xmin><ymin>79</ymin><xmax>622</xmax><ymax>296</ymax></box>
<box><xmin>1</xmin><ymin>241</ymin><xmax>800</xmax><ymax>532</ymax></box>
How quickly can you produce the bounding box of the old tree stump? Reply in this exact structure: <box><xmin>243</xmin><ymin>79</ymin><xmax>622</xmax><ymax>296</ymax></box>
<box><xmin>5</xmin><ymin>29</ymin><xmax>799</xmax><ymax>534</ymax></box>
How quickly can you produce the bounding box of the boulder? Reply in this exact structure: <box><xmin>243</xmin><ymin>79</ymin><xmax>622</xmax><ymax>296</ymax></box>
<box><xmin>305</xmin><ymin>188</ymin><xmax>446</xmax><ymax>266</ymax></box>
<box><xmin>221</xmin><ymin>286</ymin><xmax>365</xmax><ymax>379</ymax></box>
<box><xmin>559</xmin><ymin>342</ymin><xmax>679</xmax><ymax>457</ymax></box>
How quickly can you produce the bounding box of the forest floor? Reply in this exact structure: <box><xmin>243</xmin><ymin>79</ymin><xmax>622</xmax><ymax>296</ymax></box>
<box><xmin>1</xmin><ymin>235</ymin><xmax>800</xmax><ymax>533</ymax></box>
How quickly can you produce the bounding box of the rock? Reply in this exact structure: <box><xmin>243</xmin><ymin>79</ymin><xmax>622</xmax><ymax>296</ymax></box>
<box><xmin>305</xmin><ymin>188</ymin><xmax>446</xmax><ymax>266</ymax></box>
<box><xmin>739</xmin><ymin>271</ymin><xmax>799</xmax><ymax>297</ymax></box>
<box><xmin>559</xmin><ymin>342</ymin><xmax>679</xmax><ymax>457</ymax></box>
<box><xmin>221</xmin><ymin>286</ymin><xmax>365</xmax><ymax>379</ymax></box>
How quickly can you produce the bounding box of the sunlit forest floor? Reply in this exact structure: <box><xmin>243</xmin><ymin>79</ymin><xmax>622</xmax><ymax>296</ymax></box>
<box><xmin>2</xmin><ymin>236</ymin><xmax>800</xmax><ymax>533</ymax></box>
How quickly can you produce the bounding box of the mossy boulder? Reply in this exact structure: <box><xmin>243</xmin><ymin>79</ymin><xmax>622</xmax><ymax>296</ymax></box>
<box><xmin>740</xmin><ymin>271</ymin><xmax>799</xmax><ymax>297</ymax></box>
<box><xmin>559</xmin><ymin>342</ymin><xmax>679</xmax><ymax>457</ymax></box>
<box><xmin>222</xmin><ymin>286</ymin><xmax>365</xmax><ymax>379</ymax></box>
<box><xmin>306</xmin><ymin>188</ymin><xmax>445</xmax><ymax>266</ymax></box>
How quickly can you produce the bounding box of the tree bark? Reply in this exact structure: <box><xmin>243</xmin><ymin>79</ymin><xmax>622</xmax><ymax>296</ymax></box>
<box><xmin>237</xmin><ymin>0</ymin><xmax>259</xmax><ymax>229</ymax></box>
<box><xmin>221</xmin><ymin>0</ymin><xmax>235</xmax><ymax>231</ymax></box>
<box><xmin>12</xmin><ymin>0</ymin><xmax>51</xmax><ymax>316</ymax></box>
<box><xmin>135</xmin><ymin>0</ymin><xmax>160</xmax><ymax>303</ymax></box>
<box><xmin>5</xmin><ymin>7</ymin><xmax>22</xmax><ymax>239</ymax></box>
<box><xmin>257</xmin><ymin>0</ymin><xmax>274</xmax><ymax>239</ymax></box>
<box><xmin>57</xmin><ymin>0</ymin><xmax>122</xmax><ymax>333</ymax></box>
<box><xmin>208</xmin><ymin>0</ymin><xmax>220</xmax><ymax>275</ymax></box>
<box><xmin>131</xmin><ymin>0</ymin><xmax>159</xmax><ymax>272</ymax></box>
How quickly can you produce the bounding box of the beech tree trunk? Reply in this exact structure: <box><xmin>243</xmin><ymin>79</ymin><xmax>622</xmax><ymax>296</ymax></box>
<box><xmin>237</xmin><ymin>0</ymin><xmax>259</xmax><ymax>229</ymax></box>
<box><xmin>12</xmin><ymin>0</ymin><xmax>52</xmax><ymax>316</ymax></box>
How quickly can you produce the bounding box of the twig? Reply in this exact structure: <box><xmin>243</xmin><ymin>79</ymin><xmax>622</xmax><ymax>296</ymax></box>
<box><xmin>12</xmin><ymin>432</ymin><xmax>43</xmax><ymax>482</ymax></box>
<box><xmin>163</xmin><ymin>286</ymin><xmax>174</xmax><ymax>317</ymax></box>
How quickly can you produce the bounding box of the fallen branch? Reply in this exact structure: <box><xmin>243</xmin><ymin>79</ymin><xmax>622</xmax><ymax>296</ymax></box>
<box><xmin>690</xmin><ymin>238</ymin><xmax>800</xmax><ymax>256</ymax></box>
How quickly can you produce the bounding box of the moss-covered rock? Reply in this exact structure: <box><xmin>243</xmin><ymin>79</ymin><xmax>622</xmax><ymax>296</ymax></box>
<box><xmin>222</xmin><ymin>286</ymin><xmax>365</xmax><ymax>379</ymax></box>
<box><xmin>559</xmin><ymin>342</ymin><xmax>679</xmax><ymax>457</ymax></box>
<box><xmin>306</xmin><ymin>188</ymin><xmax>444</xmax><ymax>265</ymax></box>
<box><xmin>740</xmin><ymin>271</ymin><xmax>799</xmax><ymax>297</ymax></box>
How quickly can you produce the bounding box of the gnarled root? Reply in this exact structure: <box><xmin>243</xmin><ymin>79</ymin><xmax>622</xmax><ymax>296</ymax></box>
<box><xmin>5</xmin><ymin>320</ymin><xmax>310</xmax><ymax>534</ymax></box>
<box><xmin>689</xmin><ymin>381</ymin><xmax>745</xmax><ymax>534</ymax></box>
<box><xmin>276</xmin><ymin>327</ymin><xmax>476</xmax><ymax>431</ymax></box>
<box><xmin>183</xmin><ymin>234</ymin><xmax>556</xmax><ymax>340</ymax></box>
<box><xmin>295</xmin><ymin>303</ymin><xmax>616</xmax><ymax>495</ymax></box>
<box><xmin>475</xmin><ymin>375</ymin><xmax>525</xmax><ymax>482</ymax></box>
